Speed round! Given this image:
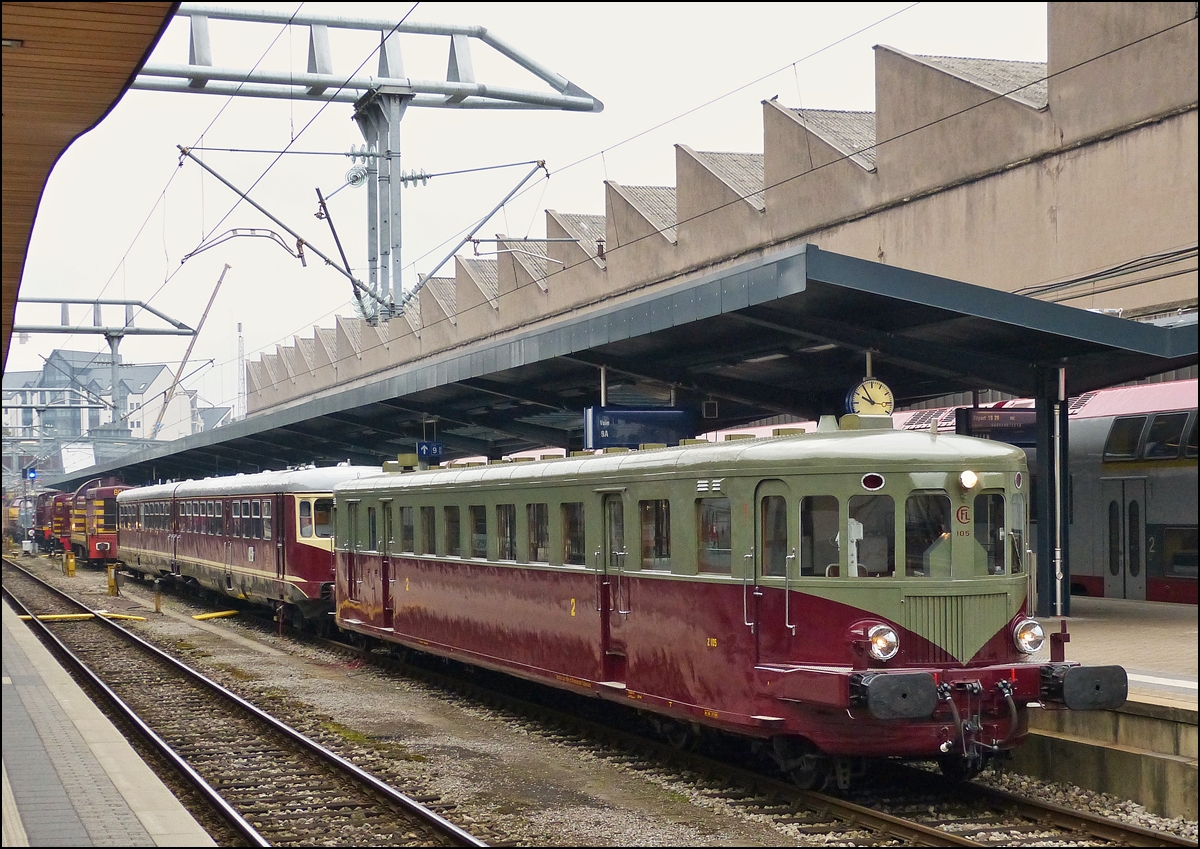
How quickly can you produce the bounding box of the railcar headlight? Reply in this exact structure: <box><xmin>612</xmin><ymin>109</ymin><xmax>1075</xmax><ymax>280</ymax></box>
<box><xmin>959</xmin><ymin>470</ymin><xmax>979</xmax><ymax>490</ymax></box>
<box><xmin>1013</xmin><ymin>618</ymin><xmax>1045</xmax><ymax>654</ymax></box>
<box><xmin>867</xmin><ymin>624</ymin><xmax>899</xmax><ymax>661</ymax></box>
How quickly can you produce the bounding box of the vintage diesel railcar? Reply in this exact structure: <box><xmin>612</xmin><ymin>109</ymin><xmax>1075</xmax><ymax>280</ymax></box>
<box><xmin>332</xmin><ymin>418</ymin><xmax>1126</xmax><ymax>786</ymax></box>
<box><xmin>117</xmin><ymin>466</ymin><xmax>376</xmax><ymax>626</ymax></box>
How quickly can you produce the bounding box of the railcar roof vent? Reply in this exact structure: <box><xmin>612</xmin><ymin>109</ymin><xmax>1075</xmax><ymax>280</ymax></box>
<box><xmin>839</xmin><ymin>414</ymin><xmax>894</xmax><ymax>430</ymax></box>
<box><xmin>679</xmin><ymin>438</ymin><xmax>709</xmax><ymax>445</ymax></box>
<box><xmin>724</xmin><ymin>433</ymin><xmax>754</xmax><ymax>441</ymax></box>
<box><xmin>772</xmin><ymin>428</ymin><xmax>807</xmax><ymax>437</ymax></box>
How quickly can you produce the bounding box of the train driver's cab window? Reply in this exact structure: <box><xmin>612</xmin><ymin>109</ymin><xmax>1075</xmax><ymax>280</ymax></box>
<box><xmin>1009</xmin><ymin>493</ymin><xmax>1026</xmax><ymax>574</ymax></box>
<box><xmin>800</xmin><ymin>496</ymin><xmax>839</xmax><ymax>576</ymax></box>
<box><xmin>445</xmin><ymin>506</ymin><xmax>461</xmax><ymax>557</ymax></box>
<box><xmin>300</xmin><ymin>500</ymin><xmax>313</xmax><ymax>537</ymax></box>
<box><xmin>562</xmin><ymin>502</ymin><xmax>585</xmax><ymax>565</ymax></box>
<box><xmin>973</xmin><ymin>493</ymin><xmax>1005</xmax><ymax>575</ymax></box>
<box><xmin>528</xmin><ymin>503</ymin><xmax>549</xmax><ymax>562</ymax></box>
<box><xmin>696</xmin><ymin>498</ymin><xmax>731</xmax><ymax>573</ymax></box>
<box><xmin>1104</xmin><ymin>416</ymin><xmax>1147</xmax><ymax>460</ymax></box>
<box><xmin>639</xmin><ymin>499</ymin><xmax>671</xmax><ymax>570</ymax></box>
<box><xmin>469</xmin><ymin>505</ymin><xmax>487</xmax><ymax>559</ymax></box>
<box><xmin>1144</xmin><ymin>412</ymin><xmax>1189</xmax><ymax>459</ymax></box>
<box><xmin>848</xmin><ymin>495</ymin><xmax>895</xmax><ymax>578</ymax></box>
<box><xmin>905</xmin><ymin>493</ymin><xmax>951</xmax><ymax>577</ymax></box>
<box><xmin>497</xmin><ymin>504</ymin><xmax>516</xmax><ymax>560</ymax></box>
<box><xmin>313</xmin><ymin>499</ymin><xmax>334</xmax><ymax>537</ymax></box>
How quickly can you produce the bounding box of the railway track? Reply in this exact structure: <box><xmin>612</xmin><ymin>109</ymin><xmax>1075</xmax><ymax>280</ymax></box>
<box><xmin>2</xmin><ymin>557</ymin><xmax>487</xmax><ymax>848</ymax></box>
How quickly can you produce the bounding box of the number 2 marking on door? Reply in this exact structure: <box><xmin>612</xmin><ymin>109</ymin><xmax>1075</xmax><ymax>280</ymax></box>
<box><xmin>570</xmin><ymin>598</ymin><xmax>576</xmax><ymax>617</ymax></box>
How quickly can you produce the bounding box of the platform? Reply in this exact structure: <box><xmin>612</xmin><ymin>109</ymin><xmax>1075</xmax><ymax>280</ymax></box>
<box><xmin>1</xmin><ymin>598</ymin><xmax>215</xmax><ymax>847</ymax></box>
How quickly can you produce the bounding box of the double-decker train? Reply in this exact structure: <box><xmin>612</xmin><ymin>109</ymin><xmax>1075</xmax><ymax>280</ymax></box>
<box><xmin>117</xmin><ymin>466</ymin><xmax>377</xmax><ymax>628</ymax></box>
<box><xmin>330</xmin><ymin>417</ymin><xmax>1126</xmax><ymax>786</ymax></box>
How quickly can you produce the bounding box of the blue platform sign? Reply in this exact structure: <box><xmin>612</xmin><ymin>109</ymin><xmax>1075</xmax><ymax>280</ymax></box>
<box><xmin>584</xmin><ymin>407</ymin><xmax>695</xmax><ymax>450</ymax></box>
<box><xmin>26</xmin><ymin>467</ymin><xmax>37</xmax><ymax>480</ymax></box>
<box><xmin>416</xmin><ymin>441</ymin><xmax>445</xmax><ymax>461</ymax></box>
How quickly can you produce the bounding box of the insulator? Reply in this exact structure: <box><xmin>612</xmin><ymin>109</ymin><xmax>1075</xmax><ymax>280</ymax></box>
<box><xmin>346</xmin><ymin>165</ymin><xmax>369</xmax><ymax>187</ymax></box>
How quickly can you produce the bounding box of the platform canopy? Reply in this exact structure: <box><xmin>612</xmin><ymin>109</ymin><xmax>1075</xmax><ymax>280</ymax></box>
<box><xmin>44</xmin><ymin>243</ymin><xmax>1197</xmax><ymax>490</ymax></box>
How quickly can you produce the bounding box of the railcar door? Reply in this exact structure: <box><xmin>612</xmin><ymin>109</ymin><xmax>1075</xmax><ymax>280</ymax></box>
<box><xmin>754</xmin><ymin>480</ymin><xmax>798</xmax><ymax>665</ymax></box>
<box><xmin>380</xmin><ymin>502</ymin><xmax>394</xmax><ymax>629</ymax></box>
<box><xmin>1102</xmin><ymin>478</ymin><xmax>1147</xmax><ymax>600</ymax></box>
<box><xmin>600</xmin><ymin>493</ymin><xmax>628</xmax><ymax>685</ymax></box>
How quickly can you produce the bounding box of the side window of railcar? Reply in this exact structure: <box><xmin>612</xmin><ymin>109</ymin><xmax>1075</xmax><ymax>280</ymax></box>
<box><xmin>974</xmin><ymin>494</ymin><xmax>1006</xmax><ymax>575</ymax></box>
<box><xmin>1143</xmin><ymin>412</ymin><xmax>1188</xmax><ymax>459</ymax></box>
<box><xmin>527</xmin><ymin>503</ymin><xmax>549</xmax><ymax>562</ymax></box>
<box><xmin>562</xmin><ymin>502</ymin><xmax>585</xmax><ymax>565</ymax></box>
<box><xmin>367</xmin><ymin>506</ymin><xmax>377</xmax><ymax>551</ymax></box>
<box><xmin>1009</xmin><ymin>493</ymin><xmax>1027</xmax><ymax>574</ymax></box>
<box><xmin>497</xmin><ymin>504</ymin><xmax>517</xmax><ymax>560</ymax></box>
<box><xmin>314</xmin><ymin>499</ymin><xmax>334</xmax><ymax>537</ymax></box>
<box><xmin>232</xmin><ymin>500</ymin><xmax>242</xmax><ymax>537</ymax></box>
<box><xmin>1104</xmin><ymin>416</ymin><xmax>1147</xmax><ymax>460</ymax></box>
<box><xmin>848</xmin><ymin>495</ymin><xmax>895</xmax><ymax>578</ymax></box>
<box><xmin>262</xmin><ymin>500</ymin><xmax>271</xmax><ymax>540</ymax></box>
<box><xmin>905</xmin><ymin>493</ymin><xmax>951</xmax><ymax>577</ymax></box>
<box><xmin>469</xmin><ymin>505</ymin><xmax>487</xmax><ymax>558</ymax></box>
<box><xmin>760</xmin><ymin>495</ymin><xmax>788</xmax><ymax>577</ymax></box>
<box><xmin>300</xmin><ymin>501</ymin><xmax>313</xmax><ymax>537</ymax></box>
<box><xmin>445</xmin><ymin>506</ymin><xmax>462</xmax><ymax>556</ymax></box>
<box><xmin>639</xmin><ymin>499</ymin><xmax>671</xmax><ymax>570</ymax></box>
<box><xmin>419</xmin><ymin>506</ymin><xmax>435</xmax><ymax>555</ymax></box>
<box><xmin>240</xmin><ymin>501</ymin><xmax>249</xmax><ymax>537</ymax></box>
<box><xmin>800</xmin><ymin>496</ymin><xmax>840</xmax><ymax>576</ymax></box>
<box><xmin>697</xmin><ymin>497</ymin><xmax>731</xmax><ymax>573</ymax></box>
<box><xmin>250</xmin><ymin>501</ymin><xmax>261</xmax><ymax>539</ymax></box>
<box><xmin>1187</xmin><ymin>414</ymin><xmax>1198</xmax><ymax>458</ymax></box>
<box><xmin>399</xmin><ymin>506</ymin><xmax>414</xmax><ymax>553</ymax></box>
<box><xmin>380</xmin><ymin>502</ymin><xmax>392</xmax><ymax>552</ymax></box>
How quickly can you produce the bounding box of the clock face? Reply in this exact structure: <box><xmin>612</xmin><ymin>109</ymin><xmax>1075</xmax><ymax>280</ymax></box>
<box><xmin>846</xmin><ymin>378</ymin><xmax>895</xmax><ymax>415</ymax></box>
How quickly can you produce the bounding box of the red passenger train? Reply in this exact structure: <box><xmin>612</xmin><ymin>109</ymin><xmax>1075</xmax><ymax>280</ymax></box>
<box><xmin>117</xmin><ymin>466</ymin><xmax>377</xmax><ymax>628</ymax></box>
<box><xmin>331</xmin><ymin>420</ymin><xmax>1128</xmax><ymax>787</ymax></box>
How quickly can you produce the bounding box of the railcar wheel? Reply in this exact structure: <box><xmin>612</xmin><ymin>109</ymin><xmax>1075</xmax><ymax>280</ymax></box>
<box><xmin>938</xmin><ymin>754</ymin><xmax>983</xmax><ymax>782</ymax></box>
<box><xmin>788</xmin><ymin>762</ymin><xmax>828</xmax><ymax>791</ymax></box>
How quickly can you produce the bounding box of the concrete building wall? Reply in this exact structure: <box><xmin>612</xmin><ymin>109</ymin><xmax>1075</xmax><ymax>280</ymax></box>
<box><xmin>247</xmin><ymin>2</ymin><xmax>1197</xmax><ymax>416</ymax></box>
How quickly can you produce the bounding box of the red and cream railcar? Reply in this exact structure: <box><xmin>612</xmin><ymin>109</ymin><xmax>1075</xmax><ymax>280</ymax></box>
<box><xmin>334</xmin><ymin>422</ymin><xmax>1127</xmax><ymax>786</ymax></box>
<box><xmin>35</xmin><ymin>490</ymin><xmax>59</xmax><ymax>552</ymax></box>
<box><xmin>117</xmin><ymin>466</ymin><xmax>376</xmax><ymax>625</ymax></box>
<box><xmin>69</xmin><ymin>483</ymin><xmax>129</xmax><ymax>565</ymax></box>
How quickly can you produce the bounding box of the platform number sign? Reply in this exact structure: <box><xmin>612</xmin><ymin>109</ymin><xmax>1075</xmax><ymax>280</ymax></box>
<box><xmin>416</xmin><ymin>441</ymin><xmax>444</xmax><ymax>461</ymax></box>
<box><xmin>26</xmin><ymin>467</ymin><xmax>36</xmax><ymax>480</ymax></box>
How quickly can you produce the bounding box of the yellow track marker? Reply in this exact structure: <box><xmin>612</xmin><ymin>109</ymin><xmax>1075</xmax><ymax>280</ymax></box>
<box><xmin>192</xmin><ymin>610</ymin><xmax>239</xmax><ymax>620</ymax></box>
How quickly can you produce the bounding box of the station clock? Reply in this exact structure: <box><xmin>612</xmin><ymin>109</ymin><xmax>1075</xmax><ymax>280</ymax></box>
<box><xmin>846</xmin><ymin>377</ymin><xmax>895</xmax><ymax>416</ymax></box>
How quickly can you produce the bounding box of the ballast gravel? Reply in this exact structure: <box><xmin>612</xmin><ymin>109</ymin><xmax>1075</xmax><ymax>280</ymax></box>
<box><xmin>16</xmin><ymin>554</ymin><xmax>1199</xmax><ymax>846</ymax></box>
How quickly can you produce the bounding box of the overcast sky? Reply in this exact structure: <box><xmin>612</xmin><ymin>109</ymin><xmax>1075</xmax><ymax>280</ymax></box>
<box><xmin>10</xmin><ymin>2</ymin><xmax>1047</xmax><ymax>429</ymax></box>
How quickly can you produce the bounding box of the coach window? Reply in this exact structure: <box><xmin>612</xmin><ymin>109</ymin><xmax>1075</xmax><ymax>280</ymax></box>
<box><xmin>906</xmin><ymin>494</ymin><xmax>951</xmax><ymax>577</ymax></box>
<box><xmin>1144</xmin><ymin>412</ymin><xmax>1188</xmax><ymax>459</ymax></box>
<box><xmin>1009</xmin><ymin>493</ymin><xmax>1027</xmax><ymax>574</ymax></box>
<box><xmin>696</xmin><ymin>497</ymin><xmax>731</xmax><ymax>573</ymax></box>
<box><xmin>251</xmin><ymin>500</ymin><xmax>262</xmax><ymax>539</ymax></box>
<box><xmin>367</xmin><ymin>506</ymin><xmax>378</xmax><ymax>551</ymax></box>
<box><xmin>563</xmin><ymin>502</ymin><xmax>585</xmax><ymax>565</ymax></box>
<box><xmin>213</xmin><ymin>501</ymin><xmax>221</xmax><ymax>535</ymax></box>
<box><xmin>399</xmin><ymin>506</ymin><xmax>415</xmax><ymax>553</ymax></box>
<box><xmin>469</xmin><ymin>505</ymin><xmax>487</xmax><ymax>558</ymax></box>
<box><xmin>848</xmin><ymin>495</ymin><xmax>895</xmax><ymax>578</ymax></box>
<box><xmin>201</xmin><ymin>501</ymin><xmax>209</xmax><ymax>534</ymax></box>
<box><xmin>974</xmin><ymin>494</ymin><xmax>1005</xmax><ymax>575</ymax></box>
<box><xmin>800</xmin><ymin>496</ymin><xmax>840</xmax><ymax>576</ymax></box>
<box><xmin>419</xmin><ymin>506</ymin><xmax>436</xmax><ymax>555</ymax></box>
<box><xmin>314</xmin><ymin>499</ymin><xmax>334</xmax><ymax>537</ymax></box>
<box><xmin>497</xmin><ymin>504</ymin><xmax>517</xmax><ymax>560</ymax></box>
<box><xmin>262</xmin><ymin>500</ymin><xmax>272</xmax><ymax>541</ymax></box>
<box><xmin>527</xmin><ymin>503</ymin><xmax>549</xmax><ymax>562</ymax></box>
<box><xmin>300</xmin><ymin>501</ymin><xmax>313</xmax><ymax>537</ymax></box>
<box><xmin>445</xmin><ymin>506</ymin><xmax>462</xmax><ymax>556</ymax></box>
<box><xmin>218</xmin><ymin>500</ymin><xmax>227</xmax><ymax>537</ymax></box>
<box><xmin>380</xmin><ymin>502</ymin><xmax>393</xmax><ymax>552</ymax></box>
<box><xmin>639</xmin><ymin>499</ymin><xmax>671</xmax><ymax>570</ymax></box>
<box><xmin>760</xmin><ymin>495</ymin><xmax>788</xmax><ymax>578</ymax></box>
<box><xmin>233</xmin><ymin>500</ymin><xmax>242</xmax><ymax>537</ymax></box>
<box><xmin>1104</xmin><ymin>416</ymin><xmax>1147</xmax><ymax>461</ymax></box>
